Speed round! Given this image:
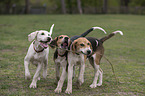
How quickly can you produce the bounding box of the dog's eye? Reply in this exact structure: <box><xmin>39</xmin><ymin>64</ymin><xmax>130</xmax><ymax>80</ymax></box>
<box><xmin>59</xmin><ymin>36</ymin><xmax>63</xmax><ymax>39</ymax></box>
<box><xmin>41</xmin><ymin>33</ymin><xmax>45</xmax><ymax>35</ymax></box>
<box><xmin>87</xmin><ymin>43</ymin><xmax>90</xmax><ymax>45</ymax></box>
<box><xmin>80</xmin><ymin>44</ymin><xmax>84</xmax><ymax>46</ymax></box>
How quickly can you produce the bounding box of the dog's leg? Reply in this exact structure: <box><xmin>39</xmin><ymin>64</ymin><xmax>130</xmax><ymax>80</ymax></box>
<box><xmin>29</xmin><ymin>64</ymin><xmax>42</xmax><ymax>88</ymax></box>
<box><xmin>43</xmin><ymin>60</ymin><xmax>48</xmax><ymax>79</ymax></box>
<box><xmin>55</xmin><ymin>63</ymin><xmax>60</xmax><ymax>82</ymax></box>
<box><xmin>24</xmin><ymin>57</ymin><xmax>31</xmax><ymax>80</ymax></box>
<box><xmin>54</xmin><ymin>66</ymin><xmax>67</xmax><ymax>93</ymax></box>
<box><xmin>97</xmin><ymin>68</ymin><xmax>103</xmax><ymax>86</ymax></box>
<box><xmin>89</xmin><ymin>57</ymin><xmax>100</xmax><ymax>88</ymax></box>
<box><xmin>72</xmin><ymin>66</ymin><xmax>75</xmax><ymax>79</ymax></box>
<box><xmin>65</xmin><ymin>61</ymin><xmax>74</xmax><ymax>94</ymax></box>
<box><xmin>77</xmin><ymin>63</ymin><xmax>85</xmax><ymax>86</ymax></box>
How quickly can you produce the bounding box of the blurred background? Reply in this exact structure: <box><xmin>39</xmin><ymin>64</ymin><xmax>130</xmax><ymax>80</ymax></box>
<box><xmin>0</xmin><ymin>0</ymin><xmax>145</xmax><ymax>15</ymax></box>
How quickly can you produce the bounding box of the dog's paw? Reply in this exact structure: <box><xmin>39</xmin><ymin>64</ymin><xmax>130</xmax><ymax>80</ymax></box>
<box><xmin>54</xmin><ymin>88</ymin><xmax>62</xmax><ymax>93</ymax></box>
<box><xmin>96</xmin><ymin>83</ymin><xmax>102</xmax><ymax>86</ymax></box>
<box><xmin>90</xmin><ymin>84</ymin><xmax>97</xmax><ymax>88</ymax></box>
<box><xmin>25</xmin><ymin>75</ymin><xmax>31</xmax><ymax>80</ymax></box>
<box><xmin>29</xmin><ymin>83</ymin><xmax>37</xmax><ymax>88</ymax></box>
<box><xmin>38</xmin><ymin>77</ymin><xmax>41</xmax><ymax>80</ymax></box>
<box><xmin>65</xmin><ymin>88</ymin><xmax>72</xmax><ymax>94</ymax></box>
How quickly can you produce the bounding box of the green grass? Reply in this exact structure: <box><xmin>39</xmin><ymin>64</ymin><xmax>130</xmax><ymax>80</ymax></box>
<box><xmin>0</xmin><ymin>14</ymin><xmax>145</xmax><ymax>96</ymax></box>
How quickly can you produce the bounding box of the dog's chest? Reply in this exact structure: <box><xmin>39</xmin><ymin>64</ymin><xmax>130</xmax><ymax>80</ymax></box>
<box><xmin>31</xmin><ymin>52</ymin><xmax>47</xmax><ymax>63</ymax></box>
<box><xmin>69</xmin><ymin>53</ymin><xmax>83</xmax><ymax>65</ymax></box>
<box><xmin>55</xmin><ymin>56</ymin><xmax>67</xmax><ymax>66</ymax></box>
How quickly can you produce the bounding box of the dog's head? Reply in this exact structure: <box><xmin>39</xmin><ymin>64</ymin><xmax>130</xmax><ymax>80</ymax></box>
<box><xmin>72</xmin><ymin>37</ymin><xmax>92</xmax><ymax>56</ymax></box>
<box><xmin>28</xmin><ymin>24</ymin><xmax>54</xmax><ymax>48</ymax></box>
<box><xmin>51</xmin><ymin>35</ymin><xmax>70</xmax><ymax>49</ymax></box>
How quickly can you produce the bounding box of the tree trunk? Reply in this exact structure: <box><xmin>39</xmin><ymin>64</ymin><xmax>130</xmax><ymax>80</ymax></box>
<box><xmin>60</xmin><ymin>0</ymin><xmax>66</xmax><ymax>14</ymax></box>
<box><xmin>103</xmin><ymin>0</ymin><xmax>107</xmax><ymax>14</ymax></box>
<box><xmin>5</xmin><ymin>1</ymin><xmax>11</xmax><ymax>14</ymax></box>
<box><xmin>25</xmin><ymin>0</ymin><xmax>30</xmax><ymax>14</ymax></box>
<box><xmin>68</xmin><ymin>0</ymin><xmax>72</xmax><ymax>14</ymax></box>
<box><xmin>77</xmin><ymin>0</ymin><xmax>83</xmax><ymax>14</ymax></box>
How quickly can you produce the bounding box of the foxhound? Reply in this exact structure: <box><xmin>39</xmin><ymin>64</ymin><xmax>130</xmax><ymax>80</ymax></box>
<box><xmin>65</xmin><ymin>31</ymin><xmax>123</xmax><ymax>94</ymax></box>
<box><xmin>24</xmin><ymin>24</ymin><xmax>54</xmax><ymax>88</ymax></box>
<box><xmin>52</xmin><ymin>27</ymin><xmax>107</xmax><ymax>93</ymax></box>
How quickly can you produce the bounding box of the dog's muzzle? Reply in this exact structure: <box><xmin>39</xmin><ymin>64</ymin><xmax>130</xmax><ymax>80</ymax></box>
<box><xmin>81</xmin><ymin>49</ymin><xmax>92</xmax><ymax>56</ymax></box>
<box><xmin>40</xmin><ymin>37</ymin><xmax>52</xmax><ymax>48</ymax></box>
<box><xmin>61</xmin><ymin>37</ymin><xmax>69</xmax><ymax>49</ymax></box>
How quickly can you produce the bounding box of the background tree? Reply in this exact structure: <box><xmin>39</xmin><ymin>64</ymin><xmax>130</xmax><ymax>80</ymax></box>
<box><xmin>60</xmin><ymin>0</ymin><xmax>66</xmax><ymax>14</ymax></box>
<box><xmin>103</xmin><ymin>0</ymin><xmax>108</xmax><ymax>13</ymax></box>
<box><xmin>0</xmin><ymin>0</ymin><xmax>20</xmax><ymax>14</ymax></box>
<box><xmin>25</xmin><ymin>0</ymin><xmax>30</xmax><ymax>14</ymax></box>
<box><xmin>77</xmin><ymin>0</ymin><xmax>82</xmax><ymax>14</ymax></box>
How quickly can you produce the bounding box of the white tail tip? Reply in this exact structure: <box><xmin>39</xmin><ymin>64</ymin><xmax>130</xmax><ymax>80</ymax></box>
<box><xmin>49</xmin><ymin>24</ymin><xmax>55</xmax><ymax>35</ymax></box>
<box><xmin>113</xmin><ymin>31</ymin><xmax>123</xmax><ymax>35</ymax></box>
<box><xmin>92</xmin><ymin>27</ymin><xmax>107</xmax><ymax>34</ymax></box>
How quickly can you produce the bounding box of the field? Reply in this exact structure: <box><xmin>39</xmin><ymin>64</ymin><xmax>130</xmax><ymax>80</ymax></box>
<box><xmin>0</xmin><ymin>15</ymin><xmax>145</xmax><ymax>96</ymax></box>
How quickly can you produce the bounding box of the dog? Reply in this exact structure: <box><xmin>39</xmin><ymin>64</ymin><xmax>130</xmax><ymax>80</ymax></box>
<box><xmin>24</xmin><ymin>24</ymin><xmax>54</xmax><ymax>88</ymax></box>
<box><xmin>52</xmin><ymin>27</ymin><xmax>107</xmax><ymax>93</ymax></box>
<box><xmin>65</xmin><ymin>31</ymin><xmax>123</xmax><ymax>94</ymax></box>
<box><xmin>51</xmin><ymin>35</ymin><xmax>71</xmax><ymax>93</ymax></box>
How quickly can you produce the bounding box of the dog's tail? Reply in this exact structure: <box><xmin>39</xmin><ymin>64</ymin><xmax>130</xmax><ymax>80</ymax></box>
<box><xmin>100</xmin><ymin>31</ymin><xmax>123</xmax><ymax>43</ymax></box>
<box><xmin>71</xmin><ymin>27</ymin><xmax>107</xmax><ymax>42</ymax></box>
<box><xmin>81</xmin><ymin>27</ymin><xmax>107</xmax><ymax>37</ymax></box>
<box><xmin>49</xmin><ymin>24</ymin><xmax>54</xmax><ymax>35</ymax></box>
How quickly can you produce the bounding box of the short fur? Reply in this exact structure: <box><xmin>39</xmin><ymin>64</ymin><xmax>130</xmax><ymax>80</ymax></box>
<box><xmin>24</xmin><ymin>24</ymin><xmax>54</xmax><ymax>88</ymax></box>
<box><xmin>50</xmin><ymin>35</ymin><xmax>72</xmax><ymax>93</ymax></box>
<box><xmin>65</xmin><ymin>31</ymin><xmax>123</xmax><ymax>94</ymax></box>
<box><xmin>53</xmin><ymin>27</ymin><xmax>107</xmax><ymax>93</ymax></box>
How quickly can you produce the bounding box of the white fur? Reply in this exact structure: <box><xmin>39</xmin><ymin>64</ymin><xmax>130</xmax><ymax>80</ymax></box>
<box><xmin>65</xmin><ymin>53</ymin><xmax>85</xmax><ymax>94</ymax></box>
<box><xmin>92</xmin><ymin>27</ymin><xmax>107</xmax><ymax>34</ymax></box>
<box><xmin>54</xmin><ymin>51</ymin><xmax>67</xmax><ymax>93</ymax></box>
<box><xmin>24</xmin><ymin>24</ymin><xmax>54</xmax><ymax>88</ymax></box>
<box><xmin>89</xmin><ymin>54</ymin><xmax>103</xmax><ymax>88</ymax></box>
<box><xmin>113</xmin><ymin>30</ymin><xmax>123</xmax><ymax>35</ymax></box>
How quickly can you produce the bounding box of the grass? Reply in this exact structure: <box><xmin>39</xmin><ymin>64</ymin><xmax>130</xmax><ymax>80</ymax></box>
<box><xmin>0</xmin><ymin>14</ymin><xmax>145</xmax><ymax>96</ymax></box>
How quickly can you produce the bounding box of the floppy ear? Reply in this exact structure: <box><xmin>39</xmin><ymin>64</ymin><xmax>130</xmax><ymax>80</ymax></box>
<box><xmin>49</xmin><ymin>24</ymin><xmax>54</xmax><ymax>36</ymax></box>
<box><xmin>72</xmin><ymin>41</ymin><xmax>77</xmax><ymax>51</ymax></box>
<box><xmin>49</xmin><ymin>37</ymin><xmax>58</xmax><ymax>48</ymax></box>
<box><xmin>28</xmin><ymin>31</ymin><xmax>38</xmax><ymax>42</ymax></box>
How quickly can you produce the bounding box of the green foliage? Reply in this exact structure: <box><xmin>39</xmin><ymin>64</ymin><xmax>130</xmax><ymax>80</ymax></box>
<box><xmin>0</xmin><ymin>15</ymin><xmax>145</xmax><ymax>96</ymax></box>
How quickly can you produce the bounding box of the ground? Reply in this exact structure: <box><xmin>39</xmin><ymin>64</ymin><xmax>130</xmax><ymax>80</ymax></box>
<box><xmin>0</xmin><ymin>15</ymin><xmax>145</xmax><ymax>96</ymax></box>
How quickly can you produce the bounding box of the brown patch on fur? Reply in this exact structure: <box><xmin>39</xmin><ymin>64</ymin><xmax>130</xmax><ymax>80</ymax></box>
<box><xmin>71</xmin><ymin>37</ymin><xmax>92</xmax><ymax>52</ymax></box>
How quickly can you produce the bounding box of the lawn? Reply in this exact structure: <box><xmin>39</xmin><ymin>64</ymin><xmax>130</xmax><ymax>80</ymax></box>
<box><xmin>0</xmin><ymin>14</ymin><xmax>145</xmax><ymax>96</ymax></box>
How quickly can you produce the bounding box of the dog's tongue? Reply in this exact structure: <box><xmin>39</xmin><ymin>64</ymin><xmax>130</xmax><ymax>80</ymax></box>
<box><xmin>40</xmin><ymin>42</ymin><xmax>48</xmax><ymax>48</ymax></box>
<box><xmin>63</xmin><ymin>43</ymin><xmax>67</xmax><ymax>48</ymax></box>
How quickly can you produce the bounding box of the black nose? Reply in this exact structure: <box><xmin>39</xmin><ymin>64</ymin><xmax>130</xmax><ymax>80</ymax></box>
<box><xmin>87</xmin><ymin>50</ymin><xmax>91</xmax><ymax>55</ymax></box>
<box><xmin>47</xmin><ymin>37</ymin><xmax>51</xmax><ymax>42</ymax></box>
<box><xmin>64</xmin><ymin>37</ymin><xmax>69</xmax><ymax>40</ymax></box>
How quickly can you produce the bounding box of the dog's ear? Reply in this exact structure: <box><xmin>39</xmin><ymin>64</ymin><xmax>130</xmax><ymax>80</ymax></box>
<box><xmin>28</xmin><ymin>31</ymin><xmax>38</xmax><ymax>42</ymax></box>
<box><xmin>49</xmin><ymin>37</ymin><xmax>58</xmax><ymax>48</ymax></box>
<box><xmin>72</xmin><ymin>41</ymin><xmax>77</xmax><ymax>51</ymax></box>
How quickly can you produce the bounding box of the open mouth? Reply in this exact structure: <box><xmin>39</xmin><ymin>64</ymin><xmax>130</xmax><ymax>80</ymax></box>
<box><xmin>61</xmin><ymin>41</ymin><xmax>68</xmax><ymax>49</ymax></box>
<box><xmin>40</xmin><ymin>41</ymin><xmax>49</xmax><ymax>48</ymax></box>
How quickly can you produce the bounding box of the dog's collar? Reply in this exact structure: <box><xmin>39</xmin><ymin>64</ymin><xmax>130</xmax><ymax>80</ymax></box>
<box><xmin>33</xmin><ymin>45</ymin><xmax>44</xmax><ymax>53</ymax></box>
<box><xmin>33</xmin><ymin>41</ymin><xmax>45</xmax><ymax>53</ymax></box>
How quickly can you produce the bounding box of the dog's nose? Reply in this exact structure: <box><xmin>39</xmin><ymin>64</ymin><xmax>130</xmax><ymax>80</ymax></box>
<box><xmin>47</xmin><ymin>37</ymin><xmax>51</xmax><ymax>42</ymax></box>
<box><xmin>87</xmin><ymin>50</ymin><xmax>91</xmax><ymax>55</ymax></box>
<box><xmin>64</xmin><ymin>37</ymin><xmax>69</xmax><ymax>40</ymax></box>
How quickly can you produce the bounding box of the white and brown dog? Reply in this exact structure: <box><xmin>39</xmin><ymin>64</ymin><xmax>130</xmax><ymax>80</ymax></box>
<box><xmin>24</xmin><ymin>24</ymin><xmax>54</xmax><ymax>88</ymax></box>
<box><xmin>52</xmin><ymin>27</ymin><xmax>107</xmax><ymax>93</ymax></box>
<box><xmin>65</xmin><ymin>31</ymin><xmax>123</xmax><ymax>94</ymax></box>
<box><xmin>51</xmin><ymin>35</ymin><xmax>71</xmax><ymax>93</ymax></box>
